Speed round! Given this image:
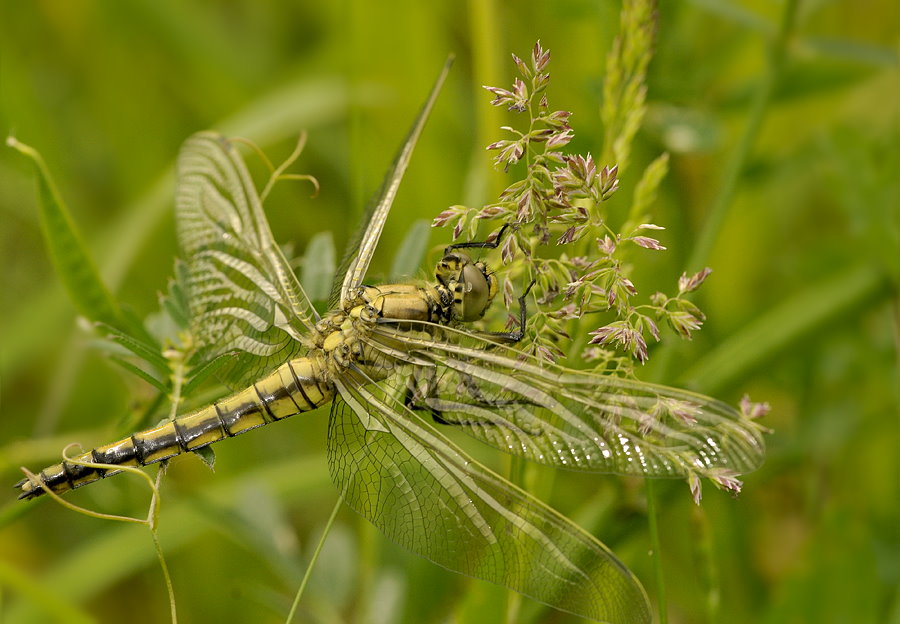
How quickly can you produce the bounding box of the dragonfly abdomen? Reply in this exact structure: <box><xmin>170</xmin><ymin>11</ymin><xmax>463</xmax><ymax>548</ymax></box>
<box><xmin>16</xmin><ymin>356</ymin><xmax>333</xmax><ymax>500</ymax></box>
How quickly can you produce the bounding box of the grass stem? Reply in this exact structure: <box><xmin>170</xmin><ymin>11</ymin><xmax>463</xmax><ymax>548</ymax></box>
<box><xmin>646</xmin><ymin>5</ymin><xmax>799</xmax><ymax>624</ymax></box>
<box><xmin>653</xmin><ymin>0</ymin><xmax>800</xmax><ymax>382</ymax></box>
<box><xmin>285</xmin><ymin>494</ymin><xmax>344</xmax><ymax>624</ymax></box>
<box><xmin>684</xmin><ymin>0</ymin><xmax>799</xmax><ymax>274</ymax></box>
<box><xmin>645</xmin><ymin>479</ymin><xmax>667</xmax><ymax>624</ymax></box>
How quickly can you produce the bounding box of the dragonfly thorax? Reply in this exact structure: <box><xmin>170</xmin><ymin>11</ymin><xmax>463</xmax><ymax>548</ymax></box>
<box><xmin>435</xmin><ymin>251</ymin><xmax>497</xmax><ymax>323</ymax></box>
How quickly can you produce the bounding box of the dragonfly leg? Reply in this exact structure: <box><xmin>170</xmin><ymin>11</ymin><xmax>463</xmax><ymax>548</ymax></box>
<box><xmin>403</xmin><ymin>373</ymin><xmax>442</xmax><ymax>421</ymax></box>
<box><xmin>468</xmin><ymin>278</ymin><xmax>536</xmax><ymax>344</ymax></box>
<box><xmin>422</xmin><ymin>399</ymin><xmax>543</xmax><ymax>436</ymax></box>
<box><xmin>443</xmin><ymin>223</ymin><xmax>510</xmax><ymax>254</ymax></box>
<box><xmin>404</xmin><ymin>368</ymin><xmax>542</xmax><ymax>435</ymax></box>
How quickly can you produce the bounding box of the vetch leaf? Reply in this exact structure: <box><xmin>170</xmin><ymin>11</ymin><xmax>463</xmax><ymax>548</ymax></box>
<box><xmin>160</xmin><ymin>260</ymin><xmax>192</xmax><ymax>330</ymax></box>
<box><xmin>99</xmin><ymin>324</ymin><xmax>168</xmax><ymax>374</ymax></box>
<box><xmin>183</xmin><ymin>352</ymin><xmax>236</xmax><ymax>396</ymax></box>
<box><xmin>193</xmin><ymin>445</ymin><xmax>216</xmax><ymax>469</ymax></box>
<box><xmin>108</xmin><ymin>356</ymin><xmax>169</xmax><ymax>393</ymax></box>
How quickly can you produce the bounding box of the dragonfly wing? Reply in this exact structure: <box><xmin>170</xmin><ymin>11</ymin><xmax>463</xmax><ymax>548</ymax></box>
<box><xmin>330</xmin><ymin>57</ymin><xmax>453</xmax><ymax>310</ymax></box>
<box><xmin>328</xmin><ymin>372</ymin><xmax>651</xmax><ymax>624</ymax></box>
<box><xmin>176</xmin><ymin>132</ymin><xmax>317</xmax><ymax>387</ymax></box>
<box><xmin>364</xmin><ymin>322</ymin><xmax>765</xmax><ymax>479</ymax></box>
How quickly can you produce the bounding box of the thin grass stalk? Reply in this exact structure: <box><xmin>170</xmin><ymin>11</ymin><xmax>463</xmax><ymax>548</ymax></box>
<box><xmin>653</xmin><ymin>0</ymin><xmax>800</xmax><ymax>381</ymax></box>
<box><xmin>691</xmin><ymin>504</ymin><xmax>720</xmax><ymax>624</ymax></box>
<box><xmin>645</xmin><ymin>3</ymin><xmax>800</xmax><ymax>624</ymax></box>
<box><xmin>148</xmin><ymin>466</ymin><xmax>178</xmax><ymax>624</ymax></box>
<box><xmin>18</xmin><ymin>451</ymin><xmax>179</xmax><ymax>619</ymax></box>
<box><xmin>645</xmin><ymin>479</ymin><xmax>667</xmax><ymax>624</ymax></box>
<box><xmin>685</xmin><ymin>0</ymin><xmax>799</xmax><ymax>275</ymax></box>
<box><xmin>286</xmin><ymin>494</ymin><xmax>344</xmax><ymax>624</ymax></box>
<box><xmin>467</xmin><ymin>4</ymin><xmax>519</xmax><ymax>621</ymax></box>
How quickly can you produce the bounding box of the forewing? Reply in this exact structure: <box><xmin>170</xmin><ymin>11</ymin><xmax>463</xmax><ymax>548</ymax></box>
<box><xmin>328</xmin><ymin>372</ymin><xmax>651</xmax><ymax>624</ymax></box>
<box><xmin>176</xmin><ymin>132</ymin><xmax>317</xmax><ymax>386</ymax></box>
<box><xmin>331</xmin><ymin>57</ymin><xmax>453</xmax><ymax>310</ymax></box>
<box><xmin>364</xmin><ymin>322</ymin><xmax>765</xmax><ymax>479</ymax></box>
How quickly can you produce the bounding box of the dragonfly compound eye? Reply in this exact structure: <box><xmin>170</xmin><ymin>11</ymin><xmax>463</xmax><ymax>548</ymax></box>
<box><xmin>454</xmin><ymin>262</ymin><xmax>493</xmax><ymax>322</ymax></box>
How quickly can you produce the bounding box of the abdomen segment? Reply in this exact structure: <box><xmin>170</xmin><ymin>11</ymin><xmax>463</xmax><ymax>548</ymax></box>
<box><xmin>15</xmin><ymin>356</ymin><xmax>333</xmax><ymax>500</ymax></box>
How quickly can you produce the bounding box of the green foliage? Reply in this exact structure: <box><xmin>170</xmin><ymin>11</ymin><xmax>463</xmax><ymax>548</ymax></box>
<box><xmin>1</xmin><ymin>1</ymin><xmax>897</xmax><ymax>623</ymax></box>
<box><xmin>6</xmin><ymin>138</ymin><xmax>122</xmax><ymax>331</ymax></box>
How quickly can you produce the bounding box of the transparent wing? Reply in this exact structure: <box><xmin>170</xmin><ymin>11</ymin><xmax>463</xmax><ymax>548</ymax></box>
<box><xmin>363</xmin><ymin>322</ymin><xmax>765</xmax><ymax>479</ymax></box>
<box><xmin>176</xmin><ymin>132</ymin><xmax>318</xmax><ymax>386</ymax></box>
<box><xmin>330</xmin><ymin>57</ymin><xmax>453</xmax><ymax>310</ymax></box>
<box><xmin>328</xmin><ymin>370</ymin><xmax>651</xmax><ymax>624</ymax></box>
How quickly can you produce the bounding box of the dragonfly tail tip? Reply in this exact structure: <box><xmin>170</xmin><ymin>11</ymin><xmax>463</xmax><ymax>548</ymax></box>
<box><xmin>13</xmin><ymin>478</ymin><xmax>42</xmax><ymax>500</ymax></box>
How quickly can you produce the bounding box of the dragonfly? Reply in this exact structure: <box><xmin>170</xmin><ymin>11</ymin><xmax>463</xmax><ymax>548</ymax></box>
<box><xmin>15</xmin><ymin>60</ymin><xmax>764</xmax><ymax>624</ymax></box>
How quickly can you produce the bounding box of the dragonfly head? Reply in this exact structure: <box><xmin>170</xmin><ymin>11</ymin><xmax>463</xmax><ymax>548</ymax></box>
<box><xmin>436</xmin><ymin>251</ymin><xmax>498</xmax><ymax>322</ymax></box>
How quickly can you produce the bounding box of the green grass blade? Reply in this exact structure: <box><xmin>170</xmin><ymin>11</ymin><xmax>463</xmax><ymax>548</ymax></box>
<box><xmin>684</xmin><ymin>263</ymin><xmax>888</xmax><ymax>393</ymax></box>
<box><xmin>650</xmin><ymin>0</ymin><xmax>800</xmax><ymax>386</ymax></box>
<box><xmin>6</xmin><ymin>137</ymin><xmax>121</xmax><ymax>329</ymax></box>
<box><xmin>682</xmin><ymin>0</ymin><xmax>799</xmax><ymax>275</ymax></box>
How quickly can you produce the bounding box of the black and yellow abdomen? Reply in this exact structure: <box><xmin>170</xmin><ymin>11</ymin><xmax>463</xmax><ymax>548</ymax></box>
<box><xmin>15</xmin><ymin>355</ymin><xmax>334</xmax><ymax>500</ymax></box>
<box><xmin>15</xmin><ymin>273</ymin><xmax>460</xmax><ymax>500</ymax></box>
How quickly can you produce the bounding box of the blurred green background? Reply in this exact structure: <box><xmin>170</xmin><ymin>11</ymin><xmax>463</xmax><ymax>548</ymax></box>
<box><xmin>1</xmin><ymin>1</ymin><xmax>898</xmax><ymax>623</ymax></box>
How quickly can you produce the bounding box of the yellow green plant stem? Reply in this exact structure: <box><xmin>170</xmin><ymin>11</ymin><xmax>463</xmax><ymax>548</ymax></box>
<box><xmin>643</xmin><ymin>2</ymin><xmax>799</xmax><ymax>623</ymax></box>
<box><xmin>693</xmin><ymin>503</ymin><xmax>721</xmax><ymax>623</ymax></box>
<box><xmin>17</xmin><ymin>451</ymin><xmax>179</xmax><ymax>622</ymax></box>
<box><xmin>655</xmin><ymin>0</ymin><xmax>800</xmax><ymax>385</ymax></box>
<box><xmin>149</xmin><ymin>466</ymin><xmax>178</xmax><ymax>624</ymax></box>
<box><xmin>286</xmin><ymin>494</ymin><xmax>344</xmax><ymax>624</ymax></box>
<box><xmin>468</xmin><ymin>11</ymin><xmax>527</xmax><ymax>623</ymax></box>
<box><xmin>645</xmin><ymin>478</ymin><xmax>667</xmax><ymax>624</ymax></box>
<box><xmin>5</xmin><ymin>455</ymin><xmax>331</xmax><ymax>623</ymax></box>
<box><xmin>468</xmin><ymin>0</ymin><xmax>506</xmax><ymax>201</ymax></box>
<box><xmin>686</xmin><ymin>263</ymin><xmax>887</xmax><ymax>393</ymax></box>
